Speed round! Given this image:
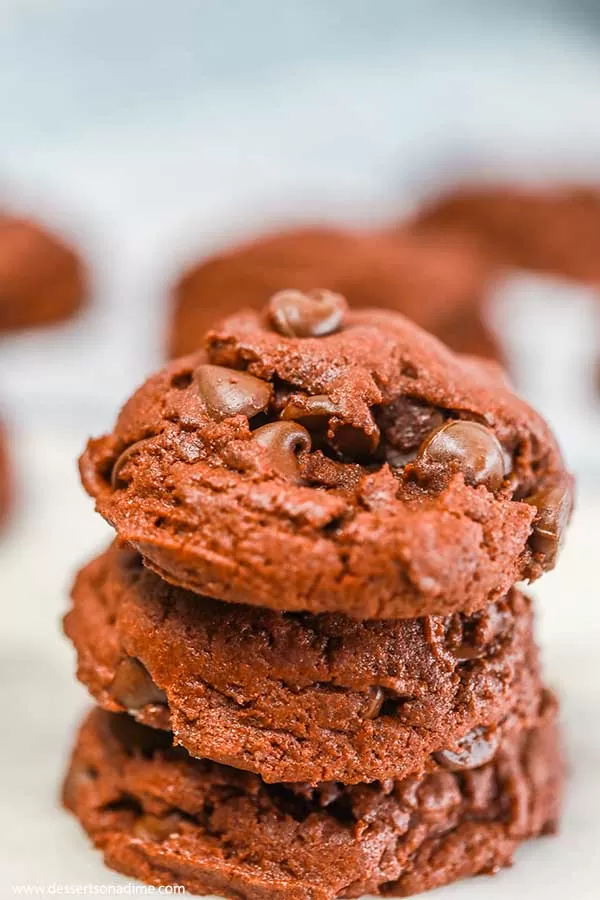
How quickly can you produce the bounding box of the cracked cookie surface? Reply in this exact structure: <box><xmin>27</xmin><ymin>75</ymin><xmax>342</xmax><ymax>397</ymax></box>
<box><xmin>80</xmin><ymin>304</ymin><xmax>572</xmax><ymax>618</ymax></box>
<box><xmin>63</xmin><ymin>703</ymin><xmax>563</xmax><ymax>900</ymax></box>
<box><xmin>65</xmin><ymin>543</ymin><xmax>542</xmax><ymax>784</ymax></box>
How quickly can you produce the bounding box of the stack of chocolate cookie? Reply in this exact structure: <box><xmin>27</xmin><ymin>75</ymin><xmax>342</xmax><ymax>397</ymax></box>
<box><xmin>63</xmin><ymin>290</ymin><xmax>573</xmax><ymax>899</ymax></box>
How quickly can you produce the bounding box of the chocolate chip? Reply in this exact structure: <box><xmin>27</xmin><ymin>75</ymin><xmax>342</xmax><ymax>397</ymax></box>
<box><xmin>330</xmin><ymin>420</ymin><xmax>380</xmax><ymax>459</ymax></box>
<box><xmin>447</xmin><ymin>603</ymin><xmax>509</xmax><ymax>660</ymax></box>
<box><xmin>111</xmin><ymin>438</ymin><xmax>154</xmax><ymax>489</ymax></box>
<box><xmin>525</xmin><ymin>476</ymin><xmax>574</xmax><ymax>568</ymax></box>
<box><xmin>133</xmin><ymin>813</ymin><xmax>182</xmax><ymax>842</ymax></box>
<box><xmin>415</xmin><ymin>420</ymin><xmax>506</xmax><ymax>491</ymax></box>
<box><xmin>282</xmin><ymin>394</ymin><xmax>379</xmax><ymax>459</ymax></box>
<box><xmin>195</xmin><ymin>364</ymin><xmax>272</xmax><ymax>420</ymax></box>
<box><xmin>281</xmin><ymin>394</ymin><xmax>339</xmax><ymax>428</ymax></box>
<box><xmin>379</xmin><ymin>397</ymin><xmax>444</xmax><ymax>456</ymax></box>
<box><xmin>251</xmin><ymin>421</ymin><xmax>311</xmax><ymax>481</ymax></box>
<box><xmin>364</xmin><ymin>686</ymin><xmax>385</xmax><ymax>719</ymax></box>
<box><xmin>434</xmin><ymin>726</ymin><xmax>499</xmax><ymax>771</ymax></box>
<box><xmin>110</xmin><ymin>658</ymin><xmax>167</xmax><ymax>711</ymax></box>
<box><xmin>268</xmin><ymin>289</ymin><xmax>347</xmax><ymax>338</ymax></box>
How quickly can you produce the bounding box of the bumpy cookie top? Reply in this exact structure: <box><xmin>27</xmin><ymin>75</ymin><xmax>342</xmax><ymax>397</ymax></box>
<box><xmin>81</xmin><ymin>296</ymin><xmax>572</xmax><ymax>618</ymax></box>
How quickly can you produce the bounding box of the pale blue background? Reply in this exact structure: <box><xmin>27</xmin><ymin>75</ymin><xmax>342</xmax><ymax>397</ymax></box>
<box><xmin>1</xmin><ymin>0</ymin><xmax>600</xmax><ymax>451</ymax></box>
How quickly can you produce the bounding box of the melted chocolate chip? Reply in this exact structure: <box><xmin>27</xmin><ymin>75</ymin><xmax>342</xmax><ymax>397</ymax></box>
<box><xmin>110</xmin><ymin>658</ymin><xmax>167</xmax><ymax>711</ymax></box>
<box><xmin>447</xmin><ymin>603</ymin><xmax>509</xmax><ymax>660</ymax></box>
<box><xmin>379</xmin><ymin>397</ymin><xmax>444</xmax><ymax>456</ymax></box>
<box><xmin>195</xmin><ymin>364</ymin><xmax>271</xmax><ymax>421</ymax></box>
<box><xmin>525</xmin><ymin>476</ymin><xmax>574</xmax><ymax>568</ymax></box>
<box><xmin>282</xmin><ymin>394</ymin><xmax>379</xmax><ymax>459</ymax></box>
<box><xmin>133</xmin><ymin>813</ymin><xmax>182</xmax><ymax>842</ymax></box>
<box><xmin>331</xmin><ymin>421</ymin><xmax>380</xmax><ymax>460</ymax></box>
<box><xmin>268</xmin><ymin>289</ymin><xmax>347</xmax><ymax>338</ymax></box>
<box><xmin>251</xmin><ymin>421</ymin><xmax>311</xmax><ymax>481</ymax></box>
<box><xmin>415</xmin><ymin>420</ymin><xmax>506</xmax><ymax>492</ymax></box>
<box><xmin>434</xmin><ymin>726</ymin><xmax>499</xmax><ymax>771</ymax></box>
<box><xmin>281</xmin><ymin>394</ymin><xmax>339</xmax><ymax>428</ymax></box>
<box><xmin>364</xmin><ymin>686</ymin><xmax>385</xmax><ymax>719</ymax></box>
<box><xmin>111</xmin><ymin>438</ymin><xmax>155</xmax><ymax>490</ymax></box>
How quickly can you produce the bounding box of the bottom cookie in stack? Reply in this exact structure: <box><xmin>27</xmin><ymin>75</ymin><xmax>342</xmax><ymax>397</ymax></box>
<box><xmin>64</xmin><ymin>697</ymin><xmax>562</xmax><ymax>900</ymax></box>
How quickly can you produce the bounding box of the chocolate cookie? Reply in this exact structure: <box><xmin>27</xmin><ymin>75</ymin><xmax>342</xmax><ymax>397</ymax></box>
<box><xmin>0</xmin><ymin>419</ymin><xmax>11</xmax><ymax>528</ymax></box>
<box><xmin>65</xmin><ymin>543</ymin><xmax>542</xmax><ymax>784</ymax></box>
<box><xmin>0</xmin><ymin>215</ymin><xmax>86</xmax><ymax>332</ymax></box>
<box><xmin>63</xmin><ymin>702</ymin><xmax>562</xmax><ymax>900</ymax></box>
<box><xmin>413</xmin><ymin>184</ymin><xmax>600</xmax><ymax>281</ymax></box>
<box><xmin>169</xmin><ymin>225</ymin><xmax>501</xmax><ymax>361</ymax></box>
<box><xmin>80</xmin><ymin>303</ymin><xmax>572</xmax><ymax>619</ymax></box>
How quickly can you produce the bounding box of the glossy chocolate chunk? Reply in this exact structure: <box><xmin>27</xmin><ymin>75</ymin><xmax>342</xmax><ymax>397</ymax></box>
<box><xmin>416</xmin><ymin>420</ymin><xmax>506</xmax><ymax>491</ymax></box>
<box><xmin>195</xmin><ymin>364</ymin><xmax>271</xmax><ymax>420</ymax></box>
<box><xmin>282</xmin><ymin>393</ymin><xmax>379</xmax><ymax>459</ymax></box>
<box><xmin>434</xmin><ymin>726</ymin><xmax>499</xmax><ymax>771</ymax></box>
<box><xmin>251</xmin><ymin>421</ymin><xmax>311</xmax><ymax>481</ymax></box>
<box><xmin>110</xmin><ymin>658</ymin><xmax>167</xmax><ymax>711</ymax></box>
<box><xmin>330</xmin><ymin>420</ymin><xmax>380</xmax><ymax>459</ymax></box>
<box><xmin>364</xmin><ymin>686</ymin><xmax>385</xmax><ymax>719</ymax></box>
<box><xmin>525</xmin><ymin>476</ymin><xmax>574</xmax><ymax>568</ymax></box>
<box><xmin>281</xmin><ymin>394</ymin><xmax>339</xmax><ymax>426</ymax></box>
<box><xmin>379</xmin><ymin>396</ymin><xmax>444</xmax><ymax>455</ymax></box>
<box><xmin>268</xmin><ymin>288</ymin><xmax>347</xmax><ymax>338</ymax></box>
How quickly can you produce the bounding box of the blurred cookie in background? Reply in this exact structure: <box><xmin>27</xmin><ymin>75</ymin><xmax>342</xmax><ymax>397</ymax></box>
<box><xmin>0</xmin><ymin>214</ymin><xmax>87</xmax><ymax>333</ymax></box>
<box><xmin>168</xmin><ymin>224</ymin><xmax>502</xmax><ymax>362</ymax></box>
<box><xmin>412</xmin><ymin>183</ymin><xmax>600</xmax><ymax>281</ymax></box>
<box><xmin>0</xmin><ymin>418</ymin><xmax>11</xmax><ymax>529</ymax></box>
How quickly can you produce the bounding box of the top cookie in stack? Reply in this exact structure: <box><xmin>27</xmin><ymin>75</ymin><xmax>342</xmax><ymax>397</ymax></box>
<box><xmin>81</xmin><ymin>290</ymin><xmax>572</xmax><ymax>620</ymax></box>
